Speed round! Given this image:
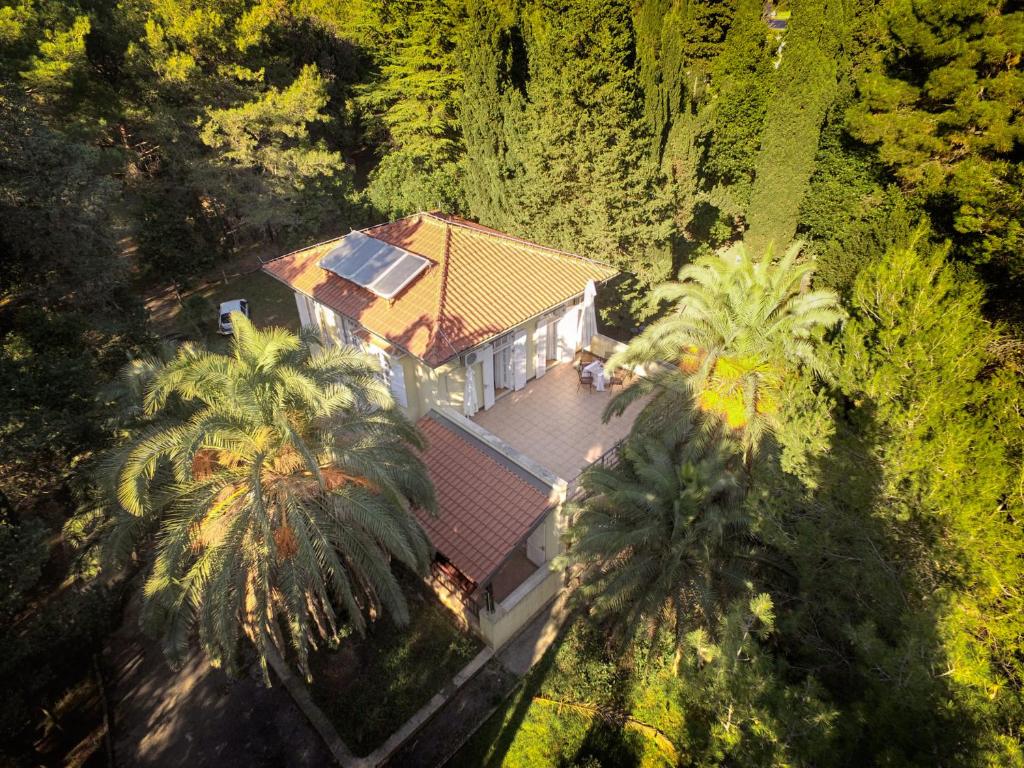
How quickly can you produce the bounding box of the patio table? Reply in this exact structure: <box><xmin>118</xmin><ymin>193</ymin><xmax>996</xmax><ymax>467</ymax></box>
<box><xmin>583</xmin><ymin>360</ymin><xmax>606</xmax><ymax>391</ymax></box>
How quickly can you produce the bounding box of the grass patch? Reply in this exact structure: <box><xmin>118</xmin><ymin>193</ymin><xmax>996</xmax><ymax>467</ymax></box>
<box><xmin>149</xmin><ymin>269</ymin><xmax>299</xmax><ymax>352</ymax></box>
<box><xmin>449</xmin><ymin>615</ymin><xmax>683</xmax><ymax>768</ymax></box>
<box><xmin>307</xmin><ymin>575</ymin><xmax>482</xmax><ymax>757</ymax></box>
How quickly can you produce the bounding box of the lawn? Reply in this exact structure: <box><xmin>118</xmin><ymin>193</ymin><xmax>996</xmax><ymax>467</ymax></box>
<box><xmin>449</xmin><ymin>615</ymin><xmax>684</xmax><ymax>768</ymax></box>
<box><xmin>307</xmin><ymin>573</ymin><xmax>483</xmax><ymax>757</ymax></box>
<box><xmin>147</xmin><ymin>268</ymin><xmax>299</xmax><ymax>352</ymax></box>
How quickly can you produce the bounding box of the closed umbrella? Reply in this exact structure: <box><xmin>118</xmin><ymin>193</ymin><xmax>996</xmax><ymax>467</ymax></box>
<box><xmin>463</xmin><ymin>364</ymin><xmax>479</xmax><ymax>416</ymax></box>
<box><xmin>577</xmin><ymin>279</ymin><xmax>598</xmax><ymax>350</ymax></box>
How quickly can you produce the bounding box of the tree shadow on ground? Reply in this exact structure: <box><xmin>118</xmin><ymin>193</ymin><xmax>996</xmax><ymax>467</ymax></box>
<box><xmin>477</xmin><ymin>605</ymin><xmax>646</xmax><ymax>768</ymax></box>
<box><xmin>753</xmin><ymin>393</ymin><xmax>988</xmax><ymax>764</ymax></box>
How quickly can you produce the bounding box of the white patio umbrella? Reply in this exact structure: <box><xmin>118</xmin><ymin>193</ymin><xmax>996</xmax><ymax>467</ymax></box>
<box><xmin>463</xmin><ymin>364</ymin><xmax>479</xmax><ymax>416</ymax></box>
<box><xmin>576</xmin><ymin>279</ymin><xmax>598</xmax><ymax>350</ymax></box>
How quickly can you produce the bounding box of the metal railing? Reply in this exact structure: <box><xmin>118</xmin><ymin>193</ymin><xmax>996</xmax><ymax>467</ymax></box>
<box><xmin>429</xmin><ymin>558</ymin><xmax>481</xmax><ymax>618</ymax></box>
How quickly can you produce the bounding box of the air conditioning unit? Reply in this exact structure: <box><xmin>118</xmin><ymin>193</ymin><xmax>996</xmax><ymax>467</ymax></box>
<box><xmin>463</xmin><ymin>350</ymin><xmax>479</xmax><ymax>367</ymax></box>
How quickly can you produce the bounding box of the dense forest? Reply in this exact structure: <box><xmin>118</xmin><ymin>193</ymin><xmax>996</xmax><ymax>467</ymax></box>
<box><xmin>1</xmin><ymin>0</ymin><xmax>1022</xmax><ymax>765</ymax></box>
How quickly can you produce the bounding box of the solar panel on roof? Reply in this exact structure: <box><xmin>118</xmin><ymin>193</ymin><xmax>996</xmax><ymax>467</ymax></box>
<box><xmin>371</xmin><ymin>252</ymin><xmax>430</xmax><ymax>299</ymax></box>
<box><xmin>320</xmin><ymin>230</ymin><xmax>399</xmax><ymax>282</ymax></box>
<box><xmin>319</xmin><ymin>230</ymin><xmax>430</xmax><ymax>299</ymax></box>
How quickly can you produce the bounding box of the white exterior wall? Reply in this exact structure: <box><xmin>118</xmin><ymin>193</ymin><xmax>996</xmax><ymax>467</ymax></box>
<box><xmin>480</xmin><ymin>486</ymin><xmax>567</xmax><ymax>650</ymax></box>
<box><xmin>295</xmin><ymin>293</ymin><xmax>587</xmax><ymax>423</ymax></box>
<box><xmin>297</xmin><ymin>292</ymin><xmax>416</xmax><ymax>417</ymax></box>
<box><xmin>478</xmin><ymin>556</ymin><xmax>564</xmax><ymax>649</ymax></box>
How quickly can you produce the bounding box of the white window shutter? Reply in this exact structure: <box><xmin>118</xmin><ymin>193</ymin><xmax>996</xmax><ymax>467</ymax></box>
<box><xmin>314</xmin><ymin>304</ymin><xmax>341</xmax><ymax>347</ymax></box>
<box><xmin>534</xmin><ymin>320</ymin><xmax>547</xmax><ymax>378</ymax></box>
<box><xmin>295</xmin><ymin>293</ymin><xmax>312</xmax><ymax>328</ymax></box>
<box><xmin>557</xmin><ymin>307</ymin><xmax>578</xmax><ymax>362</ymax></box>
<box><xmin>513</xmin><ymin>329</ymin><xmax>528</xmax><ymax>390</ymax></box>
<box><xmin>388</xmin><ymin>354</ymin><xmax>408</xmax><ymax>408</ymax></box>
<box><xmin>480</xmin><ymin>345</ymin><xmax>495</xmax><ymax>409</ymax></box>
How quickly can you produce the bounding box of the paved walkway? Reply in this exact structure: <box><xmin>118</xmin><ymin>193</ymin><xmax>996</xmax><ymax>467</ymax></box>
<box><xmin>106</xmin><ymin>592</ymin><xmax>330</xmax><ymax>768</ymax></box>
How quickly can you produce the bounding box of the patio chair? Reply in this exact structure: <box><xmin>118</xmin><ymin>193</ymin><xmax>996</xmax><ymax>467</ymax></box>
<box><xmin>575</xmin><ymin>364</ymin><xmax>594</xmax><ymax>393</ymax></box>
<box><xmin>607</xmin><ymin>371</ymin><xmax>626</xmax><ymax>389</ymax></box>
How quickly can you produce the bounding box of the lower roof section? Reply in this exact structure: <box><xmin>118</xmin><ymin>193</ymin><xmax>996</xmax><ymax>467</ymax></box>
<box><xmin>414</xmin><ymin>411</ymin><xmax>557</xmax><ymax>586</ymax></box>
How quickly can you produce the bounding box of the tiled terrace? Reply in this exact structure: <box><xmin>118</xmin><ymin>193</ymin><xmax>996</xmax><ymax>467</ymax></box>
<box><xmin>471</xmin><ymin>361</ymin><xmax>645</xmax><ymax>483</ymax></box>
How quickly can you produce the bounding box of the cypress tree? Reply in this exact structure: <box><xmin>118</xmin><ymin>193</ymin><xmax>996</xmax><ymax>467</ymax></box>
<box><xmin>744</xmin><ymin>0</ymin><xmax>843</xmax><ymax>254</ymax></box>
<box><xmin>458</xmin><ymin>0</ymin><xmax>523</xmax><ymax>229</ymax></box>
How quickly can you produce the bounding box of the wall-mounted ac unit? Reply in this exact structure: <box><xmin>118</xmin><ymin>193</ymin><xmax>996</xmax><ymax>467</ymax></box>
<box><xmin>463</xmin><ymin>350</ymin><xmax>479</xmax><ymax>367</ymax></box>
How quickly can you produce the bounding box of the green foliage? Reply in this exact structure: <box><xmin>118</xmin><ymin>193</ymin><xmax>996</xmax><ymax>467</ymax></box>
<box><xmin>837</xmin><ymin>234</ymin><xmax>1024</xmax><ymax>759</ymax></box>
<box><xmin>698</xmin><ymin>0</ymin><xmax>773</xmax><ymax>205</ymax></box>
<box><xmin>2</xmin><ymin>0</ymin><xmax>1024</xmax><ymax>763</ymax></box>
<box><xmin>750</xmin><ymin>231</ymin><xmax>1024</xmax><ymax>765</ymax></box>
<box><xmin>745</xmin><ymin>0</ymin><xmax>844</xmax><ymax>254</ymax></box>
<box><xmin>451</xmin><ymin>618</ymin><xmax>683</xmax><ymax>768</ymax></box>
<box><xmin>308</xmin><ymin>574</ymin><xmax>481</xmax><ymax>755</ymax></box>
<box><xmin>102</xmin><ymin>315</ymin><xmax>437</xmax><ymax>679</ymax></box>
<box><xmin>358</xmin><ymin>0</ymin><xmax>467</xmax><ymax>217</ymax></box>
<box><xmin>633</xmin><ymin>0</ymin><xmax>737</xmax><ymax>162</ymax></box>
<box><xmin>461</xmin><ymin>0</ymin><xmax>674</xmax><ymax>304</ymax></box>
<box><xmin>608</xmin><ymin>241</ymin><xmax>844</xmax><ymax>459</ymax></box>
<box><xmin>19</xmin><ymin>13</ymin><xmax>91</xmax><ymax>101</ymax></box>
<box><xmin>673</xmin><ymin>596</ymin><xmax>838</xmax><ymax>766</ymax></box>
<box><xmin>199</xmin><ymin>63</ymin><xmax>351</xmax><ymax>238</ymax></box>
<box><xmin>799</xmin><ymin>126</ymin><xmax>902</xmax><ymax>294</ymax></box>
<box><xmin>846</xmin><ymin>0</ymin><xmax>1024</xmax><ymax>282</ymax></box>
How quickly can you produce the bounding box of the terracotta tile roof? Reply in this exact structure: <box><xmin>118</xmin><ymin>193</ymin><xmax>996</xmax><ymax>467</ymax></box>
<box><xmin>262</xmin><ymin>212</ymin><xmax>618</xmax><ymax>367</ymax></box>
<box><xmin>414</xmin><ymin>414</ymin><xmax>556</xmax><ymax>586</ymax></box>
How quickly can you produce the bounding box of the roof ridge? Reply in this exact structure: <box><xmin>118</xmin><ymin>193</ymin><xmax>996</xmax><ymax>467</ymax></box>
<box><xmin>360</xmin><ymin>212</ymin><xmax>425</xmax><ymax>236</ymax></box>
<box><xmin>421</xmin><ymin>212</ymin><xmax>616</xmax><ymax>271</ymax></box>
<box><xmin>427</xmin><ymin>222</ymin><xmax>460</xmax><ymax>360</ymax></box>
<box><xmin>263</xmin><ymin>232</ymin><xmax>347</xmax><ymax>264</ymax></box>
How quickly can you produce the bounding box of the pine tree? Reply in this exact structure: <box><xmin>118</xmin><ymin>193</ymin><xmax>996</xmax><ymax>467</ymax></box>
<box><xmin>845</xmin><ymin>0</ymin><xmax>1024</xmax><ymax>291</ymax></box>
<box><xmin>838</xmin><ymin>236</ymin><xmax>1024</xmax><ymax>758</ymax></box>
<box><xmin>358</xmin><ymin>0</ymin><xmax>467</xmax><ymax>217</ymax></box>
<box><xmin>199</xmin><ymin>64</ymin><xmax>349</xmax><ymax>239</ymax></box>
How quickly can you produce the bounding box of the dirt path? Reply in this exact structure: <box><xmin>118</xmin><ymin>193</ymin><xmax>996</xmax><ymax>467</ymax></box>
<box><xmin>105</xmin><ymin>592</ymin><xmax>331</xmax><ymax>767</ymax></box>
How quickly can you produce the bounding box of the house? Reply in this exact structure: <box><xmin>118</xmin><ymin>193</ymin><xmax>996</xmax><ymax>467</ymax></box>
<box><xmin>263</xmin><ymin>212</ymin><xmax>643</xmax><ymax>647</ymax></box>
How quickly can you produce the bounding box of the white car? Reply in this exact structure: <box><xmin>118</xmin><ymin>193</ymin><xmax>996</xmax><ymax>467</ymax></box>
<box><xmin>218</xmin><ymin>299</ymin><xmax>250</xmax><ymax>335</ymax></box>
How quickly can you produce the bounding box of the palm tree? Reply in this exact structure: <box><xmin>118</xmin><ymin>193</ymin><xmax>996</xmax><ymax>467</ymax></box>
<box><xmin>102</xmin><ymin>314</ymin><xmax>436</xmax><ymax>680</ymax></box>
<box><xmin>607</xmin><ymin>241</ymin><xmax>844</xmax><ymax>463</ymax></box>
<box><xmin>564</xmin><ymin>412</ymin><xmax>750</xmax><ymax>659</ymax></box>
